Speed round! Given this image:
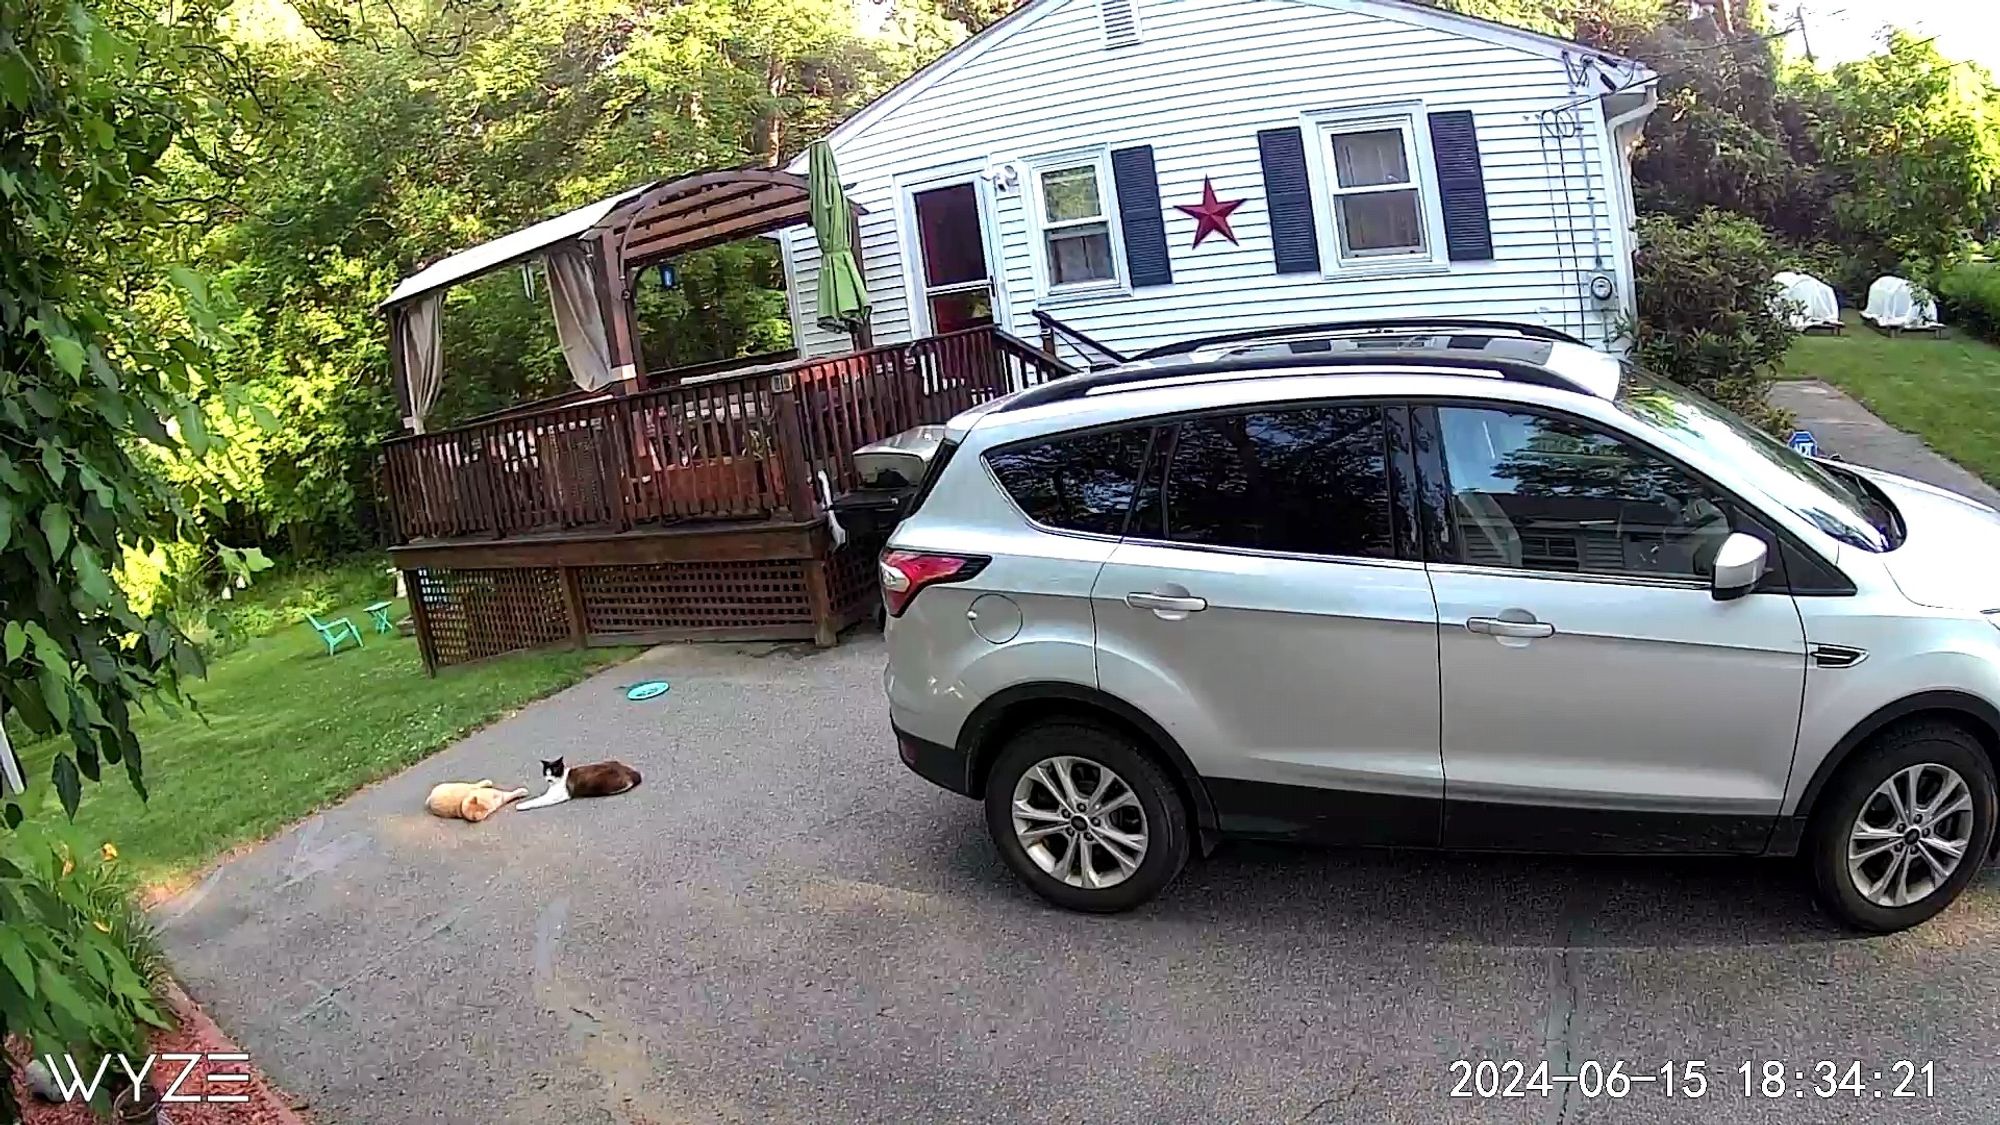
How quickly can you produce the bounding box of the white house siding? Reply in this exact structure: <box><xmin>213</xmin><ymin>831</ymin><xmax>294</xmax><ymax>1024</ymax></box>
<box><xmin>785</xmin><ymin>0</ymin><xmax>1631</xmax><ymax>360</ymax></box>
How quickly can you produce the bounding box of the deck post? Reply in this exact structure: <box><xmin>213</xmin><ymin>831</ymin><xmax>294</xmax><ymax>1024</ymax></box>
<box><xmin>558</xmin><ymin>564</ymin><xmax>588</xmax><ymax>649</ymax></box>
<box><xmin>597</xmin><ymin>230</ymin><xmax>646</xmax><ymax>386</ymax></box>
<box><xmin>404</xmin><ymin>569</ymin><xmax>439</xmax><ymax>676</ymax></box>
<box><xmin>769</xmin><ymin>372</ymin><xmax>817</xmax><ymax>522</ymax></box>
<box><xmin>803</xmin><ymin>528</ymin><xmax>838</xmax><ymax>647</ymax></box>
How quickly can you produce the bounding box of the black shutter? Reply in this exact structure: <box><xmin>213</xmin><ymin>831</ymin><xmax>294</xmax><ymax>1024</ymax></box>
<box><xmin>1257</xmin><ymin>127</ymin><xmax>1320</xmax><ymax>274</ymax></box>
<box><xmin>1110</xmin><ymin>146</ymin><xmax>1172</xmax><ymax>287</ymax></box>
<box><xmin>1427</xmin><ymin>110</ymin><xmax>1494</xmax><ymax>262</ymax></box>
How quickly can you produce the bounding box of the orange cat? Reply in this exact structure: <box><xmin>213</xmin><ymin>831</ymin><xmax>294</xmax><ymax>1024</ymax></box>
<box><xmin>425</xmin><ymin>779</ymin><xmax>529</xmax><ymax>822</ymax></box>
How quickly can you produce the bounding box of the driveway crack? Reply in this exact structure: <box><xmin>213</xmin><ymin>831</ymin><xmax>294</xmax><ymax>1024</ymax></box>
<box><xmin>1291</xmin><ymin>1071</ymin><xmax>1367</xmax><ymax>1122</ymax></box>
<box><xmin>1541</xmin><ymin>946</ymin><xmax>1581</xmax><ymax>1125</ymax></box>
<box><xmin>1540</xmin><ymin>884</ymin><xmax>1594</xmax><ymax>1125</ymax></box>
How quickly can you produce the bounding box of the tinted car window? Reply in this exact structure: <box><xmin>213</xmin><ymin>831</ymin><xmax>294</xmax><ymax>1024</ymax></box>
<box><xmin>1436</xmin><ymin>406</ymin><xmax>1731</xmax><ymax>579</ymax></box>
<box><xmin>1162</xmin><ymin>406</ymin><xmax>1394</xmax><ymax>558</ymax></box>
<box><xmin>986</xmin><ymin>426</ymin><xmax>1153</xmax><ymax>534</ymax></box>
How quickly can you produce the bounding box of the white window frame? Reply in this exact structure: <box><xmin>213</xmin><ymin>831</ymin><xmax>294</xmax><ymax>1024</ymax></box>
<box><xmin>1300</xmin><ymin>102</ymin><xmax>1451</xmax><ymax>278</ymax></box>
<box><xmin>1021</xmin><ymin>147</ymin><xmax>1129</xmax><ymax>302</ymax></box>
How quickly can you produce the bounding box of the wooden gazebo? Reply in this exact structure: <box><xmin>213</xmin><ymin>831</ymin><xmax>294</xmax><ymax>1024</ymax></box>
<box><xmin>376</xmin><ymin>168</ymin><xmax>1070</xmax><ymax>670</ymax></box>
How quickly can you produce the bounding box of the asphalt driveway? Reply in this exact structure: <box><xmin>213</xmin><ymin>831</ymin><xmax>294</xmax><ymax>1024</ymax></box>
<box><xmin>159</xmin><ymin>386</ymin><xmax>2000</xmax><ymax>1125</ymax></box>
<box><xmin>159</xmin><ymin>634</ymin><xmax>2000</xmax><ymax>1125</ymax></box>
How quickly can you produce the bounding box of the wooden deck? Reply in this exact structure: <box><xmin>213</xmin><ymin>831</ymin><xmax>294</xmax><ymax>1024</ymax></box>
<box><xmin>382</xmin><ymin>326</ymin><xmax>1064</xmax><ymax>543</ymax></box>
<box><xmin>380</xmin><ymin>326</ymin><xmax>1071</xmax><ymax>668</ymax></box>
<box><xmin>391</xmin><ymin>518</ymin><xmax>879</xmax><ymax>669</ymax></box>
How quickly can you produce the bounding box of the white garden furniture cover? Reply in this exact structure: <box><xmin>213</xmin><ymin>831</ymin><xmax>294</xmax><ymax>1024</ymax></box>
<box><xmin>1863</xmin><ymin>276</ymin><xmax>1939</xmax><ymax>328</ymax></box>
<box><xmin>1772</xmin><ymin>271</ymin><xmax>1840</xmax><ymax>329</ymax></box>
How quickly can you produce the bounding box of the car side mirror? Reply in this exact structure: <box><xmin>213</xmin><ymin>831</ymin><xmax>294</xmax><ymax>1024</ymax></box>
<box><xmin>1711</xmin><ymin>532</ymin><xmax>1768</xmax><ymax>601</ymax></box>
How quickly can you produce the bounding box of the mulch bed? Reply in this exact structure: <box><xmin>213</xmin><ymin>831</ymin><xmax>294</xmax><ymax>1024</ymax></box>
<box><xmin>10</xmin><ymin>982</ymin><xmax>307</xmax><ymax>1125</ymax></box>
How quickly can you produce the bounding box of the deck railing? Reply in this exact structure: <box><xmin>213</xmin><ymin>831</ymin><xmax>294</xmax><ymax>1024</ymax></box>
<box><xmin>380</xmin><ymin>325</ymin><xmax>1072</xmax><ymax>544</ymax></box>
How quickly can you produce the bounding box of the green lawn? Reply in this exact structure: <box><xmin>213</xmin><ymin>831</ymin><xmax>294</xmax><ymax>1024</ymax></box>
<box><xmin>15</xmin><ymin>566</ymin><xmax>636</xmax><ymax>891</ymax></box>
<box><xmin>1780</xmin><ymin>312</ymin><xmax>2000</xmax><ymax>488</ymax></box>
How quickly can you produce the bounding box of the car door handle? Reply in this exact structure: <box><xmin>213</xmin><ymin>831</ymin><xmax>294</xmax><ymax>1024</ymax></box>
<box><xmin>1465</xmin><ymin>616</ymin><xmax>1555</xmax><ymax>639</ymax></box>
<box><xmin>1126</xmin><ymin>592</ymin><xmax>1208</xmax><ymax>614</ymax></box>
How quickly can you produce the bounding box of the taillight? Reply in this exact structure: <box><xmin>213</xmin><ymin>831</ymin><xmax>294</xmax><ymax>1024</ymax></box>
<box><xmin>879</xmin><ymin>550</ymin><xmax>989</xmax><ymax>617</ymax></box>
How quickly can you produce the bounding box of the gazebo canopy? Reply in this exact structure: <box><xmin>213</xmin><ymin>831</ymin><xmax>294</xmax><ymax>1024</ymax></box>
<box><xmin>382</xmin><ymin>167</ymin><xmax>862</xmax><ymax>431</ymax></box>
<box><xmin>381</xmin><ymin>168</ymin><xmax>841</xmax><ymax>312</ymax></box>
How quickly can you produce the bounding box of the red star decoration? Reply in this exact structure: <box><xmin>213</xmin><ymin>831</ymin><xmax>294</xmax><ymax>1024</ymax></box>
<box><xmin>1174</xmin><ymin>177</ymin><xmax>1244</xmax><ymax>247</ymax></box>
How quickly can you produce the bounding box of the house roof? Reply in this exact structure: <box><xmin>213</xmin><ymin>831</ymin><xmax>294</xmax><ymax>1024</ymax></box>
<box><xmin>787</xmin><ymin>0</ymin><xmax>1653</xmax><ymax>173</ymax></box>
<box><xmin>1374</xmin><ymin>0</ymin><xmax>1645</xmax><ymax>73</ymax></box>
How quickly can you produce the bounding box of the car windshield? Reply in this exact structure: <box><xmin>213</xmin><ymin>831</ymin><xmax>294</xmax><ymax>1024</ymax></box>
<box><xmin>1614</xmin><ymin>365</ymin><xmax>1898</xmax><ymax>552</ymax></box>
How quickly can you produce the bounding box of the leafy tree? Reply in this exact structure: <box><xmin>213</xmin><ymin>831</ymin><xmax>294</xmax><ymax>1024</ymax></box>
<box><xmin>932</xmin><ymin>0</ymin><xmax>1023</xmax><ymax>34</ymax></box>
<box><xmin>1626</xmin><ymin>19</ymin><xmax>1824</xmax><ymax>239</ymax></box>
<box><xmin>1804</xmin><ymin>32</ymin><xmax>2000</xmax><ymax>280</ymax></box>
<box><xmin>2</xmin><ymin>0</ymin><xmax>245</xmax><ymax>814</ymax></box>
<box><xmin>1</xmin><ymin>0</ymin><xmax>271</xmax><ymax>1105</ymax></box>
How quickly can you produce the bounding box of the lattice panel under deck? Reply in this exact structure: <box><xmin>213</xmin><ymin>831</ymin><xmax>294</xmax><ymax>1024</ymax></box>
<box><xmin>577</xmin><ymin>561</ymin><xmax>812</xmax><ymax>634</ymax></box>
<box><xmin>413</xmin><ymin>566</ymin><xmax>569</xmax><ymax>666</ymax></box>
<box><xmin>828</xmin><ymin>541</ymin><xmax>880</xmax><ymax>621</ymax></box>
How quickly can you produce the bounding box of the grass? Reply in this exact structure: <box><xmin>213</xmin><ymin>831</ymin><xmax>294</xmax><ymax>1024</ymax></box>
<box><xmin>15</xmin><ymin>558</ymin><xmax>637</xmax><ymax>891</ymax></box>
<box><xmin>209</xmin><ymin>555</ymin><xmax>394</xmax><ymax>642</ymax></box>
<box><xmin>1779</xmin><ymin>312</ymin><xmax>2000</xmax><ymax>488</ymax></box>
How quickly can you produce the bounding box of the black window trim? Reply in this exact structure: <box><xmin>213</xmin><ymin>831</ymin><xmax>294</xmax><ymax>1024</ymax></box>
<box><xmin>1409</xmin><ymin>398</ymin><xmax>1854</xmax><ymax>596</ymax></box>
<box><xmin>1124</xmin><ymin>397</ymin><xmax>1421</xmax><ymax>567</ymax></box>
<box><xmin>978</xmin><ymin>420</ymin><xmax>1163</xmax><ymax>542</ymax></box>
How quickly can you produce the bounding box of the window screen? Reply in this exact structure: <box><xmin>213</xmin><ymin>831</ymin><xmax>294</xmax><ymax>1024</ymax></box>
<box><xmin>1322</xmin><ymin>123</ymin><xmax>1426</xmax><ymax>259</ymax></box>
<box><xmin>1039</xmin><ymin>164</ymin><xmax>1117</xmax><ymax>286</ymax></box>
<box><xmin>986</xmin><ymin>427</ymin><xmax>1153</xmax><ymax>535</ymax></box>
<box><xmin>1161</xmin><ymin>406</ymin><xmax>1394</xmax><ymax>557</ymax></box>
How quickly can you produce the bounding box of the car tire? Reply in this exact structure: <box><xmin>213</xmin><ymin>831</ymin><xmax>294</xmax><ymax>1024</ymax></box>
<box><xmin>983</xmin><ymin>722</ymin><xmax>1190</xmax><ymax>913</ymax></box>
<box><xmin>1807</xmin><ymin>721</ymin><xmax>1997</xmax><ymax>933</ymax></box>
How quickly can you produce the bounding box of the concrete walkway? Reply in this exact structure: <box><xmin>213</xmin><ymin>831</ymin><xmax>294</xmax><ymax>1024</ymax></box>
<box><xmin>1768</xmin><ymin>379</ymin><xmax>2000</xmax><ymax>508</ymax></box>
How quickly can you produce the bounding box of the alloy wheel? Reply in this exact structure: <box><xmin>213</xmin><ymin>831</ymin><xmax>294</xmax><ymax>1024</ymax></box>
<box><xmin>1010</xmin><ymin>755</ymin><xmax>1149</xmax><ymax>889</ymax></box>
<box><xmin>1848</xmin><ymin>762</ymin><xmax>1975</xmax><ymax>908</ymax></box>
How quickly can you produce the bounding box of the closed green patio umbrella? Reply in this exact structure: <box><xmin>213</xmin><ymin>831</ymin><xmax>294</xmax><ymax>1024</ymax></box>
<box><xmin>808</xmin><ymin>140</ymin><xmax>870</xmax><ymax>340</ymax></box>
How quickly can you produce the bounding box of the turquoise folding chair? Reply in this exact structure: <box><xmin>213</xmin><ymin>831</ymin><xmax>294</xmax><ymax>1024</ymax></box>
<box><xmin>306</xmin><ymin>612</ymin><xmax>363</xmax><ymax>656</ymax></box>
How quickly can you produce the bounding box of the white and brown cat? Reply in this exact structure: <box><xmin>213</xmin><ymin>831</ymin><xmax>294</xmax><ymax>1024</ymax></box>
<box><xmin>515</xmin><ymin>757</ymin><xmax>642</xmax><ymax>810</ymax></box>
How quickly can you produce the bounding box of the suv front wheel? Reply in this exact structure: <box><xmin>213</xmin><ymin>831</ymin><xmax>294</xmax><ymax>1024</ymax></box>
<box><xmin>983</xmin><ymin>722</ymin><xmax>1190</xmax><ymax>913</ymax></box>
<box><xmin>1808</xmin><ymin>721</ymin><xmax>1998</xmax><ymax>933</ymax></box>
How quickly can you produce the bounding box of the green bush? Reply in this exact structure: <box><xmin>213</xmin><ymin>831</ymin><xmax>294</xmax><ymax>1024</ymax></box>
<box><xmin>1779</xmin><ymin>240</ymin><xmax>1881</xmax><ymax>310</ymax></box>
<box><xmin>0</xmin><ymin>825</ymin><xmax>168</xmax><ymax>1118</ymax></box>
<box><xmin>1936</xmin><ymin>261</ymin><xmax>2000</xmax><ymax>344</ymax></box>
<box><xmin>214</xmin><ymin>554</ymin><xmax>394</xmax><ymax>642</ymax></box>
<box><xmin>1630</xmin><ymin>211</ymin><xmax>1799</xmax><ymax>430</ymax></box>
<box><xmin>117</xmin><ymin>549</ymin><xmax>385</xmax><ymax>658</ymax></box>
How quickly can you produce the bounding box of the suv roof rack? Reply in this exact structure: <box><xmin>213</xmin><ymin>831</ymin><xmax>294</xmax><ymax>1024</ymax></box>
<box><xmin>995</xmin><ymin>351</ymin><xmax>1590</xmax><ymax>414</ymax></box>
<box><xmin>1132</xmin><ymin>318</ymin><xmax>1584</xmax><ymax>360</ymax></box>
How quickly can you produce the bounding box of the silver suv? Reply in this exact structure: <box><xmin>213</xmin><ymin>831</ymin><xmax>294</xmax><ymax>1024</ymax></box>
<box><xmin>879</xmin><ymin>320</ymin><xmax>2000</xmax><ymax>932</ymax></box>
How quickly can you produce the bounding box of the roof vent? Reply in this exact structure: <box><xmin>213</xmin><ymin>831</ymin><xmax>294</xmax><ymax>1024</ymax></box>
<box><xmin>1099</xmin><ymin>0</ymin><xmax>1140</xmax><ymax>48</ymax></box>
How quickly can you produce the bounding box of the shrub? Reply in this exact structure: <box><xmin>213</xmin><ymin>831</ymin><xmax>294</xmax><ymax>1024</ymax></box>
<box><xmin>1936</xmin><ymin>261</ymin><xmax>2000</xmax><ymax>344</ymax></box>
<box><xmin>1779</xmin><ymin>240</ymin><xmax>1878</xmax><ymax>310</ymax></box>
<box><xmin>0</xmin><ymin>825</ymin><xmax>168</xmax><ymax>1118</ymax></box>
<box><xmin>1629</xmin><ymin>211</ymin><xmax>1799</xmax><ymax>429</ymax></box>
<box><xmin>214</xmin><ymin>554</ymin><xmax>393</xmax><ymax>642</ymax></box>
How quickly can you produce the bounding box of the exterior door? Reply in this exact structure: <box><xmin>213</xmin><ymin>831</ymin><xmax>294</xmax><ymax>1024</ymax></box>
<box><xmin>1092</xmin><ymin>404</ymin><xmax>1443</xmax><ymax>846</ymax></box>
<box><xmin>1420</xmin><ymin>404</ymin><xmax>1807</xmax><ymax>853</ymax></box>
<box><xmin>909</xmin><ymin>182</ymin><xmax>996</xmax><ymax>335</ymax></box>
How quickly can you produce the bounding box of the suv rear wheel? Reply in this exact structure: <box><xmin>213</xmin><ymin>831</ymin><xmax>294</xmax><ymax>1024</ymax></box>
<box><xmin>983</xmin><ymin>722</ymin><xmax>1189</xmax><ymax>913</ymax></box>
<box><xmin>1807</xmin><ymin>721</ymin><xmax>1997</xmax><ymax>933</ymax></box>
